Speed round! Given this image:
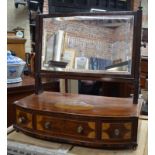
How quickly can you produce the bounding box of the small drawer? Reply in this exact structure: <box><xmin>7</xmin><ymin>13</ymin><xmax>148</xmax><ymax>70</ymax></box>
<box><xmin>36</xmin><ymin>115</ymin><xmax>96</xmax><ymax>139</ymax></box>
<box><xmin>101</xmin><ymin>122</ymin><xmax>132</xmax><ymax>141</ymax></box>
<box><xmin>16</xmin><ymin>109</ymin><xmax>33</xmax><ymax>129</ymax></box>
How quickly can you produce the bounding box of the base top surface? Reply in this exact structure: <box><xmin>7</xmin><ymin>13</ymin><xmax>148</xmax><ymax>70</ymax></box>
<box><xmin>14</xmin><ymin>91</ymin><xmax>142</xmax><ymax>117</ymax></box>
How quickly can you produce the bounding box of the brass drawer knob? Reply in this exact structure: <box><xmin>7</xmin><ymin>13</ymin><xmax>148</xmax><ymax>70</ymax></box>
<box><xmin>114</xmin><ymin>128</ymin><xmax>120</xmax><ymax>136</ymax></box>
<box><xmin>77</xmin><ymin>125</ymin><xmax>83</xmax><ymax>134</ymax></box>
<box><xmin>44</xmin><ymin>121</ymin><xmax>51</xmax><ymax>129</ymax></box>
<box><xmin>18</xmin><ymin>116</ymin><xmax>26</xmax><ymax>124</ymax></box>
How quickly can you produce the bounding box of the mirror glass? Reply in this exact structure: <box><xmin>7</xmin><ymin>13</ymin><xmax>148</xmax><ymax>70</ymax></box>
<box><xmin>41</xmin><ymin>15</ymin><xmax>134</xmax><ymax>74</ymax></box>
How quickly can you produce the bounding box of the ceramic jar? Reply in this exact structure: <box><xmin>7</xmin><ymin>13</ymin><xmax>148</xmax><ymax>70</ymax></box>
<box><xmin>7</xmin><ymin>51</ymin><xmax>26</xmax><ymax>83</ymax></box>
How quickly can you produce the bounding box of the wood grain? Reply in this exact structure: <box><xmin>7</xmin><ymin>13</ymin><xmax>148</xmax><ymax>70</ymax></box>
<box><xmin>36</xmin><ymin>114</ymin><xmax>96</xmax><ymax>139</ymax></box>
<box><xmin>70</xmin><ymin>120</ymin><xmax>147</xmax><ymax>155</ymax></box>
<box><xmin>8</xmin><ymin>119</ymin><xmax>147</xmax><ymax>155</ymax></box>
<box><xmin>14</xmin><ymin>91</ymin><xmax>142</xmax><ymax>117</ymax></box>
<box><xmin>16</xmin><ymin>109</ymin><xmax>33</xmax><ymax>129</ymax></box>
<box><xmin>101</xmin><ymin>122</ymin><xmax>132</xmax><ymax>140</ymax></box>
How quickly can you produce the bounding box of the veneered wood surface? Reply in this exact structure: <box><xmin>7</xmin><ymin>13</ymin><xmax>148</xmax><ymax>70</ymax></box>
<box><xmin>14</xmin><ymin>91</ymin><xmax>142</xmax><ymax>117</ymax></box>
<box><xmin>16</xmin><ymin>109</ymin><xmax>33</xmax><ymax>129</ymax></box>
<box><xmin>8</xmin><ymin>119</ymin><xmax>148</xmax><ymax>155</ymax></box>
<box><xmin>36</xmin><ymin>114</ymin><xmax>96</xmax><ymax>139</ymax></box>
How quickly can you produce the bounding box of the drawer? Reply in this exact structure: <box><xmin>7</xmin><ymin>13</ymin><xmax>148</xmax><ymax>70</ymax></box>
<box><xmin>36</xmin><ymin>115</ymin><xmax>96</xmax><ymax>139</ymax></box>
<box><xmin>16</xmin><ymin>109</ymin><xmax>33</xmax><ymax>129</ymax></box>
<box><xmin>101</xmin><ymin>122</ymin><xmax>132</xmax><ymax>141</ymax></box>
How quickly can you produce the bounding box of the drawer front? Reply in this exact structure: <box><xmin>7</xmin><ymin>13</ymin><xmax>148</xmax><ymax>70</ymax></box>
<box><xmin>16</xmin><ymin>109</ymin><xmax>33</xmax><ymax>129</ymax></box>
<box><xmin>101</xmin><ymin>122</ymin><xmax>132</xmax><ymax>141</ymax></box>
<box><xmin>36</xmin><ymin>115</ymin><xmax>96</xmax><ymax>139</ymax></box>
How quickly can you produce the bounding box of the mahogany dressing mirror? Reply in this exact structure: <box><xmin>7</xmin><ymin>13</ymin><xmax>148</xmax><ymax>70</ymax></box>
<box><xmin>13</xmin><ymin>9</ymin><xmax>143</xmax><ymax>149</ymax></box>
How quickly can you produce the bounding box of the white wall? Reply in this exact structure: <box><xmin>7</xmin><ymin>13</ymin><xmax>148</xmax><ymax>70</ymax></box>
<box><xmin>7</xmin><ymin>0</ymin><xmax>31</xmax><ymax>53</ymax></box>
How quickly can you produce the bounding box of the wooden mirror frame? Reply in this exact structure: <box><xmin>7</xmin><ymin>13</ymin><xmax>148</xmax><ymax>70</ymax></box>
<box><xmin>34</xmin><ymin>8</ymin><xmax>142</xmax><ymax>104</ymax></box>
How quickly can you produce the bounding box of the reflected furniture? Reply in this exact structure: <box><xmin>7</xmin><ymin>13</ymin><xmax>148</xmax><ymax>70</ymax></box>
<box><xmin>13</xmin><ymin>8</ymin><xmax>142</xmax><ymax>149</ymax></box>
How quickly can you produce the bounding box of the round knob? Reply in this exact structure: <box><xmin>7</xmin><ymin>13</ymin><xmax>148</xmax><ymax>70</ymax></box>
<box><xmin>77</xmin><ymin>126</ymin><xmax>83</xmax><ymax>134</ymax></box>
<box><xmin>18</xmin><ymin>116</ymin><xmax>26</xmax><ymax>124</ymax></box>
<box><xmin>44</xmin><ymin>121</ymin><xmax>51</xmax><ymax>129</ymax></box>
<box><xmin>114</xmin><ymin>128</ymin><xmax>120</xmax><ymax>136</ymax></box>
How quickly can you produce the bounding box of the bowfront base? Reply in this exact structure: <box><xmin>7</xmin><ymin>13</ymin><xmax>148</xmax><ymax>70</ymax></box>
<box><xmin>13</xmin><ymin>91</ymin><xmax>142</xmax><ymax>149</ymax></box>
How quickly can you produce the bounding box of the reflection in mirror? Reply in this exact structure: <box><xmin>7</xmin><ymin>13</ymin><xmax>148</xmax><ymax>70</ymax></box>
<box><xmin>41</xmin><ymin>15</ymin><xmax>134</xmax><ymax>74</ymax></box>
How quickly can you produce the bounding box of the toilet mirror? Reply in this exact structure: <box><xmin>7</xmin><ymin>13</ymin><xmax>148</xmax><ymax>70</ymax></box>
<box><xmin>37</xmin><ymin>12</ymin><xmax>137</xmax><ymax>79</ymax></box>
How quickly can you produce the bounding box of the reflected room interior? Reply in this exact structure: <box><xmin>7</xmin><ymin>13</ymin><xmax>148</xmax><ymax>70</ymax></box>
<box><xmin>41</xmin><ymin>15</ymin><xmax>134</xmax><ymax>75</ymax></box>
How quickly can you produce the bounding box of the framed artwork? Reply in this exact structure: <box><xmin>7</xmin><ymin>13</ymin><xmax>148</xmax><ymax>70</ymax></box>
<box><xmin>61</xmin><ymin>48</ymin><xmax>76</xmax><ymax>69</ymax></box>
<box><xmin>75</xmin><ymin>57</ymin><xmax>89</xmax><ymax>70</ymax></box>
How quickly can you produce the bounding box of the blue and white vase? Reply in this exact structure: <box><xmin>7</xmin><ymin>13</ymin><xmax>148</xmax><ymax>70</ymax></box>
<box><xmin>7</xmin><ymin>51</ymin><xmax>26</xmax><ymax>83</ymax></box>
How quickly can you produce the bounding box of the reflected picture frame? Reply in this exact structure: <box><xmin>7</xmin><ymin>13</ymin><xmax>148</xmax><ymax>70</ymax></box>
<box><xmin>62</xmin><ymin>48</ymin><xmax>76</xmax><ymax>69</ymax></box>
<box><xmin>75</xmin><ymin>57</ymin><xmax>89</xmax><ymax>70</ymax></box>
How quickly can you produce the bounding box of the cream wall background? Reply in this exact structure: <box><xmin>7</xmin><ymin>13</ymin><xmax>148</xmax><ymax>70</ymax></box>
<box><xmin>7</xmin><ymin>0</ymin><xmax>31</xmax><ymax>53</ymax></box>
<box><xmin>141</xmin><ymin>0</ymin><xmax>148</xmax><ymax>28</ymax></box>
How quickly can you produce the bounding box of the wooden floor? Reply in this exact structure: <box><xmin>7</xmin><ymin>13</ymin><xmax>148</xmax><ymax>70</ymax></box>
<box><xmin>7</xmin><ymin>117</ymin><xmax>148</xmax><ymax>155</ymax></box>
